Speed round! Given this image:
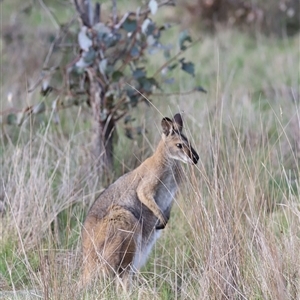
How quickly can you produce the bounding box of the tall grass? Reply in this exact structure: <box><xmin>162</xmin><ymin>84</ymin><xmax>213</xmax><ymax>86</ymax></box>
<box><xmin>1</xmin><ymin>11</ymin><xmax>299</xmax><ymax>299</ymax></box>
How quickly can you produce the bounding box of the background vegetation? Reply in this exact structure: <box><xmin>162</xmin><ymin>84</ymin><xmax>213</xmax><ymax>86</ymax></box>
<box><xmin>0</xmin><ymin>0</ymin><xmax>299</xmax><ymax>299</ymax></box>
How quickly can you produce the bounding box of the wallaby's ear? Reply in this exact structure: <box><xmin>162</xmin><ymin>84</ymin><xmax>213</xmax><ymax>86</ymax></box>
<box><xmin>161</xmin><ymin>117</ymin><xmax>173</xmax><ymax>136</ymax></box>
<box><xmin>173</xmin><ymin>113</ymin><xmax>183</xmax><ymax>132</ymax></box>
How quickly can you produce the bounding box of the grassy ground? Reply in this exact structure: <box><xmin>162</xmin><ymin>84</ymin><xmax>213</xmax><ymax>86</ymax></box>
<box><xmin>1</xmin><ymin>1</ymin><xmax>300</xmax><ymax>299</ymax></box>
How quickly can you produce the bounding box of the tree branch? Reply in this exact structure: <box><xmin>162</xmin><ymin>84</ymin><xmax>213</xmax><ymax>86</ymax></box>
<box><xmin>152</xmin><ymin>36</ymin><xmax>201</xmax><ymax>77</ymax></box>
<box><xmin>153</xmin><ymin>86</ymin><xmax>207</xmax><ymax>97</ymax></box>
<box><xmin>0</xmin><ymin>95</ymin><xmax>88</xmax><ymax>126</ymax></box>
<box><xmin>114</xmin><ymin>0</ymin><xmax>175</xmax><ymax>30</ymax></box>
<box><xmin>37</xmin><ymin>0</ymin><xmax>60</xmax><ymax>30</ymax></box>
<box><xmin>94</xmin><ymin>3</ymin><xmax>100</xmax><ymax>24</ymax></box>
<box><xmin>112</xmin><ymin>0</ymin><xmax>118</xmax><ymax>25</ymax></box>
<box><xmin>74</xmin><ymin>0</ymin><xmax>91</xmax><ymax>27</ymax></box>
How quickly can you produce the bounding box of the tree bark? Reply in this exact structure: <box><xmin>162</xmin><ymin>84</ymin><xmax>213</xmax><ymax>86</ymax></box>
<box><xmin>73</xmin><ymin>1</ymin><xmax>117</xmax><ymax>179</ymax></box>
<box><xmin>92</xmin><ymin>114</ymin><xmax>114</xmax><ymax>174</ymax></box>
<box><xmin>86</xmin><ymin>68</ymin><xmax>114</xmax><ymax>177</ymax></box>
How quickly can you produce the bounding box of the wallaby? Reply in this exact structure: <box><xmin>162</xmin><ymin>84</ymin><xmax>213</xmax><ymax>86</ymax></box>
<box><xmin>81</xmin><ymin>113</ymin><xmax>199</xmax><ymax>289</ymax></box>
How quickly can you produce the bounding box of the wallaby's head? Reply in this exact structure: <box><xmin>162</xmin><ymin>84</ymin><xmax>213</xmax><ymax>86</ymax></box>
<box><xmin>161</xmin><ymin>113</ymin><xmax>199</xmax><ymax>165</ymax></box>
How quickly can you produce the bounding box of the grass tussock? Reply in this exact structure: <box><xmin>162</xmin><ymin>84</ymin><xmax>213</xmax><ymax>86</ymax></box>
<box><xmin>1</xmin><ymin>10</ymin><xmax>299</xmax><ymax>300</ymax></box>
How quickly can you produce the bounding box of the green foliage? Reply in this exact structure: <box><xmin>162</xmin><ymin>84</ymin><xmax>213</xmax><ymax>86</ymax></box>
<box><xmin>2</xmin><ymin>2</ymin><xmax>198</xmax><ymax>124</ymax></box>
<box><xmin>179</xmin><ymin>30</ymin><xmax>193</xmax><ymax>51</ymax></box>
<box><xmin>179</xmin><ymin>58</ymin><xmax>195</xmax><ymax>77</ymax></box>
<box><xmin>54</xmin><ymin>204</ymin><xmax>86</xmax><ymax>248</ymax></box>
<box><xmin>67</xmin><ymin>0</ymin><xmax>197</xmax><ymax>116</ymax></box>
<box><xmin>0</xmin><ymin>239</ymin><xmax>39</xmax><ymax>288</ymax></box>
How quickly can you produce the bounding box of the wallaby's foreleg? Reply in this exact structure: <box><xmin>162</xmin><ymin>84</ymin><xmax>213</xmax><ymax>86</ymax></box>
<box><xmin>137</xmin><ymin>183</ymin><xmax>167</xmax><ymax>229</ymax></box>
<box><xmin>155</xmin><ymin>202</ymin><xmax>173</xmax><ymax>230</ymax></box>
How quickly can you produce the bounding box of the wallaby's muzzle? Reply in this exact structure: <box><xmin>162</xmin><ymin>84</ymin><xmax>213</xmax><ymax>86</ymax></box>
<box><xmin>192</xmin><ymin>149</ymin><xmax>199</xmax><ymax>164</ymax></box>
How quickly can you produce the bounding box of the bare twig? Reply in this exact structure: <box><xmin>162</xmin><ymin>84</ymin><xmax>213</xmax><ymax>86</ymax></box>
<box><xmin>43</xmin><ymin>16</ymin><xmax>77</xmax><ymax>68</ymax></box>
<box><xmin>114</xmin><ymin>0</ymin><xmax>175</xmax><ymax>30</ymax></box>
<box><xmin>28</xmin><ymin>16</ymin><xmax>77</xmax><ymax>93</ymax></box>
<box><xmin>114</xmin><ymin>12</ymin><xmax>131</xmax><ymax>30</ymax></box>
<box><xmin>86</xmin><ymin>0</ymin><xmax>93</xmax><ymax>26</ymax></box>
<box><xmin>37</xmin><ymin>0</ymin><xmax>60</xmax><ymax>30</ymax></box>
<box><xmin>114</xmin><ymin>110</ymin><xmax>127</xmax><ymax>122</ymax></box>
<box><xmin>94</xmin><ymin>3</ymin><xmax>100</xmax><ymax>24</ymax></box>
<box><xmin>28</xmin><ymin>67</ymin><xmax>59</xmax><ymax>93</ymax></box>
<box><xmin>112</xmin><ymin>0</ymin><xmax>118</xmax><ymax>25</ymax></box>
<box><xmin>141</xmin><ymin>0</ymin><xmax>175</xmax><ymax>14</ymax></box>
<box><xmin>0</xmin><ymin>95</ymin><xmax>88</xmax><ymax>125</ymax></box>
<box><xmin>153</xmin><ymin>87</ymin><xmax>207</xmax><ymax>97</ymax></box>
<box><xmin>74</xmin><ymin>0</ymin><xmax>91</xmax><ymax>27</ymax></box>
<box><xmin>110</xmin><ymin>97</ymin><xmax>127</xmax><ymax>117</ymax></box>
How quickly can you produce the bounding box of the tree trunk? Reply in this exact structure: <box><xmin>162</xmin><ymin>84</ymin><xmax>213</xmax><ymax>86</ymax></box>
<box><xmin>92</xmin><ymin>113</ymin><xmax>115</xmax><ymax>174</ymax></box>
<box><xmin>86</xmin><ymin>68</ymin><xmax>114</xmax><ymax>177</ymax></box>
<box><xmin>74</xmin><ymin>2</ymin><xmax>116</xmax><ymax>179</ymax></box>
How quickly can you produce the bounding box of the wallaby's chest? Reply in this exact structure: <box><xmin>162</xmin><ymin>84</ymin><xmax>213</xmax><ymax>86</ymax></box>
<box><xmin>154</xmin><ymin>172</ymin><xmax>177</xmax><ymax>211</ymax></box>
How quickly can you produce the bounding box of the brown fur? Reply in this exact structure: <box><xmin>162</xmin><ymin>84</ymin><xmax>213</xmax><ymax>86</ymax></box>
<box><xmin>81</xmin><ymin>113</ymin><xmax>199</xmax><ymax>289</ymax></box>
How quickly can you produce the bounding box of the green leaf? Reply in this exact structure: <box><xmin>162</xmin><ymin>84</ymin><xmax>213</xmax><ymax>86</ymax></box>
<box><xmin>7</xmin><ymin>114</ymin><xmax>17</xmax><ymax>125</ymax></box>
<box><xmin>111</xmin><ymin>71</ymin><xmax>124</xmax><ymax>81</ymax></box>
<box><xmin>76</xmin><ymin>57</ymin><xmax>89</xmax><ymax>69</ymax></box>
<box><xmin>83</xmin><ymin>48</ymin><xmax>96</xmax><ymax>64</ymax></box>
<box><xmin>163</xmin><ymin>49</ymin><xmax>171</xmax><ymax>59</ymax></box>
<box><xmin>32</xmin><ymin>102</ymin><xmax>46</xmax><ymax>114</ymax></box>
<box><xmin>130</xmin><ymin>45</ymin><xmax>140</xmax><ymax>57</ymax></box>
<box><xmin>104</xmin><ymin>32</ymin><xmax>121</xmax><ymax>48</ymax></box>
<box><xmin>138</xmin><ymin>77</ymin><xmax>158</xmax><ymax>92</ymax></box>
<box><xmin>74</xmin><ymin>64</ymin><xmax>85</xmax><ymax>75</ymax></box>
<box><xmin>133</xmin><ymin>68</ymin><xmax>146</xmax><ymax>79</ymax></box>
<box><xmin>179</xmin><ymin>30</ymin><xmax>192</xmax><ymax>51</ymax></box>
<box><xmin>78</xmin><ymin>26</ymin><xmax>92</xmax><ymax>51</ymax></box>
<box><xmin>146</xmin><ymin>35</ymin><xmax>157</xmax><ymax>46</ymax></box>
<box><xmin>124</xmin><ymin>115</ymin><xmax>136</xmax><ymax>124</ymax></box>
<box><xmin>142</xmin><ymin>19</ymin><xmax>156</xmax><ymax>36</ymax></box>
<box><xmin>142</xmin><ymin>19</ymin><xmax>151</xmax><ymax>35</ymax></box>
<box><xmin>94</xmin><ymin>23</ymin><xmax>120</xmax><ymax>48</ymax></box>
<box><xmin>126</xmin><ymin>88</ymin><xmax>139</xmax><ymax>107</ymax></box>
<box><xmin>168</xmin><ymin>63</ymin><xmax>178</xmax><ymax>71</ymax></box>
<box><xmin>100</xmin><ymin>111</ymin><xmax>108</xmax><ymax>122</ymax></box>
<box><xmin>93</xmin><ymin>23</ymin><xmax>111</xmax><ymax>37</ymax></box>
<box><xmin>99</xmin><ymin>59</ymin><xmax>107</xmax><ymax>75</ymax></box>
<box><xmin>16</xmin><ymin>111</ymin><xmax>25</xmax><ymax>125</ymax></box>
<box><xmin>130</xmin><ymin>95</ymin><xmax>139</xmax><ymax>107</ymax></box>
<box><xmin>195</xmin><ymin>86</ymin><xmax>207</xmax><ymax>93</ymax></box>
<box><xmin>122</xmin><ymin>18</ymin><xmax>137</xmax><ymax>33</ymax></box>
<box><xmin>164</xmin><ymin>78</ymin><xmax>175</xmax><ymax>84</ymax></box>
<box><xmin>148</xmin><ymin>0</ymin><xmax>158</xmax><ymax>15</ymax></box>
<box><xmin>180</xmin><ymin>59</ymin><xmax>195</xmax><ymax>77</ymax></box>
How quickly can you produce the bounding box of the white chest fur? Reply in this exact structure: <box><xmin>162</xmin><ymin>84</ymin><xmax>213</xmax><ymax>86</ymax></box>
<box><xmin>155</xmin><ymin>174</ymin><xmax>177</xmax><ymax>212</ymax></box>
<box><xmin>132</xmin><ymin>230</ymin><xmax>162</xmax><ymax>270</ymax></box>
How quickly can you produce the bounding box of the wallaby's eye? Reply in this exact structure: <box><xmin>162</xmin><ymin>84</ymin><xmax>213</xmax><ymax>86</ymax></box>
<box><xmin>176</xmin><ymin>143</ymin><xmax>183</xmax><ymax>149</ymax></box>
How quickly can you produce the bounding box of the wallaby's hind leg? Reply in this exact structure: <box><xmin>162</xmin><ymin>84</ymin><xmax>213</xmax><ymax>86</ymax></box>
<box><xmin>81</xmin><ymin>216</ymin><xmax>105</xmax><ymax>289</ymax></box>
<box><xmin>81</xmin><ymin>206</ymin><xmax>139</xmax><ymax>289</ymax></box>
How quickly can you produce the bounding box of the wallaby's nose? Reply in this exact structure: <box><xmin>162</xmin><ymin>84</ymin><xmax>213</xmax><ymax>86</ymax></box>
<box><xmin>192</xmin><ymin>149</ymin><xmax>199</xmax><ymax>164</ymax></box>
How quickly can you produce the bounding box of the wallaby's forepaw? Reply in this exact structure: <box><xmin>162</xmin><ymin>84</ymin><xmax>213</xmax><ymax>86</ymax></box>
<box><xmin>155</xmin><ymin>217</ymin><xmax>167</xmax><ymax>230</ymax></box>
<box><xmin>155</xmin><ymin>223</ymin><xmax>166</xmax><ymax>230</ymax></box>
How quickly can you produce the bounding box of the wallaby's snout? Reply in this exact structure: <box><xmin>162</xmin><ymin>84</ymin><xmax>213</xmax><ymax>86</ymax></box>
<box><xmin>184</xmin><ymin>143</ymin><xmax>199</xmax><ymax>165</ymax></box>
<box><xmin>191</xmin><ymin>146</ymin><xmax>199</xmax><ymax>164</ymax></box>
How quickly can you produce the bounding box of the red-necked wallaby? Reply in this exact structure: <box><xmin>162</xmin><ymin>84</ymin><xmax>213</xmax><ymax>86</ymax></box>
<box><xmin>81</xmin><ymin>113</ymin><xmax>199</xmax><ymax>288</ymax></box>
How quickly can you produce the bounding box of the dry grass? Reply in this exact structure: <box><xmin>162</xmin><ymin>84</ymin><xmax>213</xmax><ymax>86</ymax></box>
<box><xmin>1</xmin><ymin>2</ymin><xmax>300</xmax><ymax>298</ymax></box>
